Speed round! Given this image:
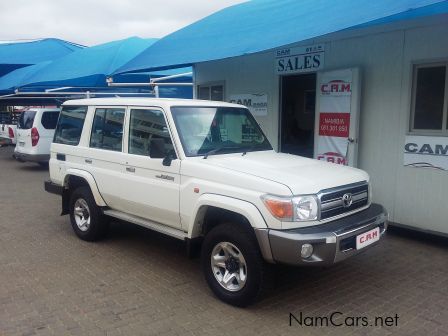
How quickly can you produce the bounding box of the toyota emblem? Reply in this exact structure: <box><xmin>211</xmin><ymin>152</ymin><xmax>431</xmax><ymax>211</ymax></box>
<box><xmin>342</xmin><ymin>193</ymin><xmax>353</xmax><ymax>208</ymax></box>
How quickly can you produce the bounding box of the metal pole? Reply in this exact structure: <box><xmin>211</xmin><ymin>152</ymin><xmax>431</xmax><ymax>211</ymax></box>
<box><xmin>150</xmin><ymin>72</ymin><xmax>193</xmax><ymax>83</ymax></box>
<box><xmin>107</xmin><ymin>82</ymin><xmax>193</xmax><ymax>87</ymax></box>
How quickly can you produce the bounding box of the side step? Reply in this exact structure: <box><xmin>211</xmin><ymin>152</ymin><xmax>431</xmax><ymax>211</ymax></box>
<box><xmin>103</xmin><ymin>209</ymin><xmax>187</xmax><ymax>240</ymax></box>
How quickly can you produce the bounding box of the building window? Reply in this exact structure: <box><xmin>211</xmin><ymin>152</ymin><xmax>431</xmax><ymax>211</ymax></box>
<box><xmin>411</xmin><ymin>63</ymin><xmax>448</xmax><ymax>134</ymax></box>
<box><xmin>197</xmin><ymin>83</ymin><xmax>225</xmax><ymax>101</ymax></box>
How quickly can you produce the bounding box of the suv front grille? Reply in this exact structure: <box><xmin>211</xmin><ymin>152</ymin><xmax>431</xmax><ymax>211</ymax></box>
<box><xmin>319</xmin><ymin>182</ymin><xmax>369</xmax><ymax>220</ymax></box>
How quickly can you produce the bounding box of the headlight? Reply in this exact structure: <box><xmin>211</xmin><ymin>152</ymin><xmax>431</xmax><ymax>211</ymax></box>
<box><xmin>262</xmin><ymin>194</ymin><xmax>319</xmax><ymax>221</ymax></box>
<box><xmin>293</xmin><ymin>195</ymin><xmax>318</xmax><ymax>221</ymax></box>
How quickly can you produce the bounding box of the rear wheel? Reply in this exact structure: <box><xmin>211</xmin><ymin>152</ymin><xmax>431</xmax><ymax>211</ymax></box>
<box><xmin>201</xmin><ymin>223</ymin><xmax>267</xmax><ymax>307</ymax></box>
<box><xmin>69</xmin><ymin>186</ymin><xmax>108</xmax><ymax>241</ymax></box>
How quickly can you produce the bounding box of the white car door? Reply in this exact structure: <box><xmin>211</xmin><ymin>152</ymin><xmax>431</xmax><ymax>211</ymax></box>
<box><xmin>120</xmin><ymin>107</ymin><xmax>181</xmax><ymax>229</ymax></box>
<box><xmin>86</xmin><ymin>106</ymin><xmax>128</xmax><ymax>210</ymax></box>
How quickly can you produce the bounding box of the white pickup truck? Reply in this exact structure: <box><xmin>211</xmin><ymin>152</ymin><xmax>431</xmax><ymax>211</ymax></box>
<box><xmin>45</xmin><ymin>98</ymin><xmax>387</xmax><ymax>306</ymax></box>
<box><xmin>0</xmin><ymin>112</ymin><xmax>18</xmax><ymax>146</ymax></box>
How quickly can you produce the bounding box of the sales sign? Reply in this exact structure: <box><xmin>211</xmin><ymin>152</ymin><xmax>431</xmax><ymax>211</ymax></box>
<box><xmin>275</xmin><ymin>45</ymin><xmax>324</xmax><ymax>75</ymax></box>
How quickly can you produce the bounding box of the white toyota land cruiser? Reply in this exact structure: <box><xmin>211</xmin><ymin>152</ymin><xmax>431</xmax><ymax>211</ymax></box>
<box><xmin>45</xmin><ymin>98</ymin><xmax>387</xmax><ymax>307</ymax></box>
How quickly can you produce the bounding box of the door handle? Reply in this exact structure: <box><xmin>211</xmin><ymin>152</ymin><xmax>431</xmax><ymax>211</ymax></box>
<box><xmin>126</xmin><ymin>166</ymin><xmax>135</xmax><ymax>173</ymax></box>
<box><xmin>85</xmin><ymin>159</ymin><xmax>92</xmax><ymax>164</ymax></box>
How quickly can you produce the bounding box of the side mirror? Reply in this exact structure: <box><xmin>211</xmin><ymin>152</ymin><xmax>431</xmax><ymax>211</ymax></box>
<box><xmin>163</xmin><ymin>150</ymin><xmax>177</xmax><ymax>166</ymax></box>
<box><xmin>149</xmin><ymin>138</ymin><xmax>166</xmax><ymax>158</ymax></box>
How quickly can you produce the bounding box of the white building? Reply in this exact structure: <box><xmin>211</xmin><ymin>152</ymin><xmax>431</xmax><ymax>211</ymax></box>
<box><xmin>193</xmin><ymin>14</ymin><xmax>448</xmax><ymax>236</ymax></box>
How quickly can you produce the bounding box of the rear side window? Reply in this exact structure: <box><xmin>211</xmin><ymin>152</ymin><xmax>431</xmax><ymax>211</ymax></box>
<box><xmin>54</xmin><ymin>106</ymin><xmax>88</xmax><ymax>145</ymax></box>
<box><xmin>90</xmin><ymin>108</ymin><xmax>125</xmax><ymax>152</ymax></box>
<box><xmin>41</xmin><ymin>111</ymin><xmax>60</xmax><ymax>129</ymax></box>
<box><xmin>18</xmin><ymin>111</ymin><xmax>37</xmax><ymax>129</ymax></box>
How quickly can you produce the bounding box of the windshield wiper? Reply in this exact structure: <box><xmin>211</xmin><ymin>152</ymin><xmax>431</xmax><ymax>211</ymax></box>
<box><xmin>203</xmin><ymin>146</ymin><xmax>225</xmax><ymax>159</ymax></box>
<box><xmin>203</xmin><ymin>145</ymin><xmax>243</xmax><ymax>159</ymax></box>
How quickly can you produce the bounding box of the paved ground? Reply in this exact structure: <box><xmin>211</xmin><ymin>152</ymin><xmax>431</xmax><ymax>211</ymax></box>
<box><xmin>0</xmin><ymin>145</ymin><xmax>447</xmax><ymax>336</ymax></box>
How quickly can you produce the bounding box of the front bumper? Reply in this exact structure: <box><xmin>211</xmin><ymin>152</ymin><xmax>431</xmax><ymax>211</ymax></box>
<box><xmin>13</xmin><ymin>151</ymin><xmax>50</xmax><ymax>163</ymax></box>
<box><xmin>44</xmin><ymin>180</ymin><xmax>64</xmax><ymax>195</ymax></box>
<box><xmin>255</xmin><ymin>203</ymin><xmax>387</xmax><ymax>266</ymax></box>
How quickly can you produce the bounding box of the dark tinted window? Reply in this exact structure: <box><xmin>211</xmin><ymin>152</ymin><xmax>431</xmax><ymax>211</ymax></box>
<box><xmin>0</xmin><ymin>112</ymin><xmax>11</xmax><ymax>124</ymax></box>
<box><xmin>90</xmin><ymin>108</ymin><xmax>125</xmax><ymax>152</ymax></box>
<box><xmin>41</xmin><ymin>111</ymin><xmax>60</xmax><ymax>129</ymax></box>
<box><xmin>128</xmin><ymin>109</ymin><xmax>174</xmax><ymax>157</ymax></box>
<box><xmin>54</xmin><ymin>106</ymin><xmax>88</xmax><ymax>145</ymax></box>
<box><xmin>413</xmin><ymin>65</ymin><xmax>446</xmax><ymax>130</ymax></box>
<box><xmin>18</xmin><ymin>111</ymin><xmax>37</xmax><ymax>129</ymax></box>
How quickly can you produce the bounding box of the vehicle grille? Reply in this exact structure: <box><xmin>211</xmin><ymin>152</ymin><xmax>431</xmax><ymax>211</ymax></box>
<box><xmin>319</xmin><ymin>182</ymin><xmax>369</xmax><ymax>220</ymax></box>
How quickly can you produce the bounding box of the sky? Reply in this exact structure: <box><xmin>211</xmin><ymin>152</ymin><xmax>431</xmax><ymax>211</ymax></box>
<box><xmin>0</xmin><ymin>0</ymin><xmax>247</xmax><ymax>46</ymax></box>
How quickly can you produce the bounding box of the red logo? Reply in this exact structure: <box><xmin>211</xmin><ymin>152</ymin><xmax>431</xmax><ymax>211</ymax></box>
<box><xmin>321</xmin><ymin>80</ymin><xmax>351</xmax><ymax>95</ymax></box>
<box><xmin>317</xmin><ymin>152</ymin><xmax>347</xmax><ymax>165</ymax></box>
<box><xmin>359</xmin><ymin>230</ymin><xmax>378</xmax><ymax>244</ymax></box>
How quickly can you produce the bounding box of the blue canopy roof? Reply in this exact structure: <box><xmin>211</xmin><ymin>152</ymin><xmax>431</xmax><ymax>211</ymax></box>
<box><xmin>115</xmin><ymin>0</ymin><xmax>448</xmax><ymax>74</ymax></box>
<box><xmin>0</xmin><ymin>38</ymin><xmax>82</xmax><ymax>76</ymax></box>
<box><xmin>0</xmin><ymin>62</ymin><xmax>51</xmax><ymax>94</ymax></box>
<box><xmin>17</xmin><ymin>37</ymin><xmax>158</xmax><ymax>88</ymax></box>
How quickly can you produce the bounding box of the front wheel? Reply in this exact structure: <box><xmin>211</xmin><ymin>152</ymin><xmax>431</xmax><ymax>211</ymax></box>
<box><xmin>201</xmin><ymin>223</ymin><xmax>267</xmax><ymax>307</ymax></box>
<box><xmin>69</xmin><ymin>186</ymin><xmax>108</xmax><ymax>241</ymax></box>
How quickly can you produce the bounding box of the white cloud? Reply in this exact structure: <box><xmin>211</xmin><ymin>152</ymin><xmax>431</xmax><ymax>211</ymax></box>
<box><xmin>0</xmin><ymin>0</ymin><xmax>247</xmax><ymax>46</ymax></box>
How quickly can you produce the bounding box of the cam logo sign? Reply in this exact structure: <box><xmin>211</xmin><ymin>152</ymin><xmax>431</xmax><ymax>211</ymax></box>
<box><xmin>275</xmin><ymin>45</ymin><xmax>324</xmax><ymax>75</ymax></box>
<box><xmin>229</xmin><ymin>93</ymin><xmax>268</xmax><ymax>116</ymax></box>
<box><xmin>404</xmin><ymin>136</ymin><xmax>448</xmax><ymax>171</ymax></box>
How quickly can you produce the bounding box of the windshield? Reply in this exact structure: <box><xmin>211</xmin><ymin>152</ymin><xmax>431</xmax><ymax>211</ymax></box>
<box><xmin>171</xmin><ymin>106</ymin><xmax>272</xmax><ymax>157</ymax></box>
<box><xmin>18</xmin><ymin>111</ymin><xmax>37</xmax><ymax>130</ymax></box>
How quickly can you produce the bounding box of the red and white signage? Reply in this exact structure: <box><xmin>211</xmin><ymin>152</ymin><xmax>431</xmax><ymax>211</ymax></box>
<box><xmin>315</xmin><ymin>70</ymin><xmax>353</xmax><ymax>166</ymax></box>
<box><xmin>318</xmin><ymin>113</ymin><xmax>350</xmax><ymax>137</ymax></box>
<box><xmin>356</xmin><ymin>227</ymin><xmax>380</xmax><ymax>250</ymax></box>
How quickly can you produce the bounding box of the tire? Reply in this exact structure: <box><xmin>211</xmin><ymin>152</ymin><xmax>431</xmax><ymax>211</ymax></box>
<box><xmin>201</xmin><ymin>222</ymin><xmax>267</xmax><ymax>307</ymax></box>
<box><xmin>69</xmin><ymin>186</ymin><xmax>108</xmax><ymax>241</ymax></box>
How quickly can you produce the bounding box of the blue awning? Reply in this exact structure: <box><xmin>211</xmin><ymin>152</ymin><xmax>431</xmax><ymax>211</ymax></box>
<box><xmin>0</xmin><ymin>37</ymin><xmax>193</xmax><ymax>102</ymax></box>
<box><xmin>17</xmin><ymin>37</ymin><xmax>158</xmax><ymax>88</ymax></box>
<box><xmin>0</xmin><ymin>38</ymin><xmax>83</xmax><ymax>76</ymax></box>
<box><xmin>0</xmin><ymin>62</ymin><xmax>51</xmax><ymax>94</ymax></box>
<box><xmin>115</xmin><ymin>0</ymin><xmax>448</xmax><ymax>74</ymax></box>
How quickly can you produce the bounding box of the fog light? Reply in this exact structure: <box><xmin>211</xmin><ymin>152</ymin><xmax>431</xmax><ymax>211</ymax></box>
<box><xmin>301</xmin><ymin>244</ymin><xmax>314</xmax><ymax>259</ymax></box>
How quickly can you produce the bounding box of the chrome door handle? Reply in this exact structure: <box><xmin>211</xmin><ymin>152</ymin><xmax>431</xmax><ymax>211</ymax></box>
<box><xmin>126</xmin><ymin>166</ymin><xmax>135</xmax><ymax>173</ymax></box>
<box><xmin>85</xmin><ymin>159</ymin><xmax>92</xmax><ymax>164</ymax></box>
